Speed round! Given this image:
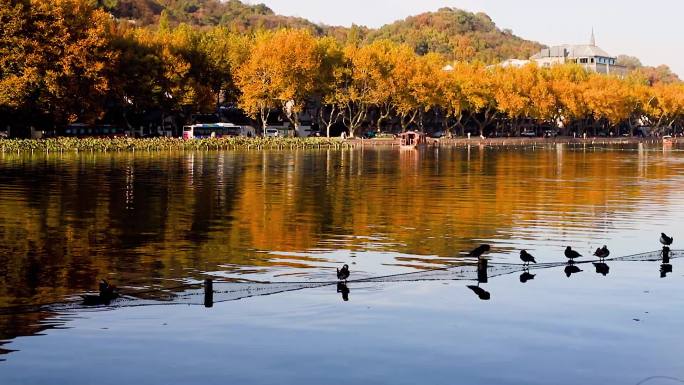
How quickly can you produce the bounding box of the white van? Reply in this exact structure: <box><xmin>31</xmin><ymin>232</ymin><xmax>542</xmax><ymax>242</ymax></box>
<box><xmin>265</xmin><ymin>128</ymin><xmax>280</xmax><ymax>137</ymax></box>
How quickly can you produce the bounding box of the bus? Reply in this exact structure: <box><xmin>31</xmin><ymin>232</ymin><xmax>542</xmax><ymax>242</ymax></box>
<box><xmin>63</xmin><ymin>124</ymin><xmax>126</xmax><ymax>138</ymax></box>
<box><xmin>182</xmin><ymin>123</ymin><xmax>256</xmax><ymax>139</ymax></box>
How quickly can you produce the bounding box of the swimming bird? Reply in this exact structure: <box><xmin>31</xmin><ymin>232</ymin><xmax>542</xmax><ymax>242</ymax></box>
<box><xmin>565</xmin><ymin>246</ymin><xmax>582</xmax><ymax>260</ymax></box>
<box><xmin>593</xmin><ymin>262</ymin><xmax>610</xmax><ymax>276</ymax></box>
<box><xmin>82</xmin><ymin>279</ymin><xmax>119</xmax><ymax>305</ymax></box>
<box><xmin>336</xmin><ymin>282</ymin><xmax>350</xmax><ymax>302</ymax></box>
<box><xmin>466</xmin><ymin>285</ymin><xmax>491</xmax><ymax>300</ymax></box>
<box><xmin>468</xmin><ymin>245</ymin><xmax>491</xmax><ymax>259</ymax></box>
<box><xmin>660</xmin><ymin>233</ymin><xmax>674</xmax><ymax>246</ymax></box>
<box><xmin>519</xmin><ymin>271</ymin><xmax>536</xmax><ymax>283</ymax></box>
<box><xmin>594</xmin><ymin>245</ymin><xmax>610</xmax><ymax>261</ymax></box>
<box><xmin>337</xmin><ymin>264</ymin><xmax>350</xmax><ymax>281</ymax></box>
<box><xmin>520</xmin><ymin>250</ymin><xmax>537</xmax><ymax>266</ymax></box>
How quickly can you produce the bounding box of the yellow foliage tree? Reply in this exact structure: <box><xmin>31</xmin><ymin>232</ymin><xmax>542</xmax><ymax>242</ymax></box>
<box><xmin>235</xmin><ymin>29</ymin><xmax>323</xmax><ymax>134</ymax></box>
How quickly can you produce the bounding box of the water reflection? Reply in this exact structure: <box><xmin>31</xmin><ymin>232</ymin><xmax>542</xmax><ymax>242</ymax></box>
<box><xmin>660</xmin><ymin>263</ymin><xmax>673</xmax><ymax>278</ymax></box>
<box><xmin>519</xmin><ymin>270</ymin><xmax>536</xmax><ymax>283</ymax></box>
<box><xmin>0</xmin><ymin>145</ymin><xmax>683</xmax><ymax>347</ymax></box>
<box><xmin>592</xmin><ymin>262</ymin><xmax>610</xmax><ymax>276</ymax></box>
<box><xmin>564</xmin><ymin>262</ymin><xmax>583</xmax><ymax>278</ymax></box>
<box><xmin>467</xmin><ymin>284</ymin><xmax>491</xmax><ymax>301</ymax></box>
<box><xmin>336</xmin><ymin>282</ymin><xmax>350</xmax><ymax>302</ymax></box>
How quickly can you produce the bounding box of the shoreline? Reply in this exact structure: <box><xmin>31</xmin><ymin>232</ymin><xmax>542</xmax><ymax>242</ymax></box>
<box><xmin>349</xmin><ymin>136</ymin><xmax>676</xmax><ymax>147</ymax></box>
<box><xmin>0</xmin><ymin>136</ymin><xmax>677</xmax><ymax>155</ymax></box>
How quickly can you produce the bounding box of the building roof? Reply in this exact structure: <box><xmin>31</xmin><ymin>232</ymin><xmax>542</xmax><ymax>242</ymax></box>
<box><xmin>531</xmin><ymin>44</ymin><xmax>615</xmax><ymax>60</ymax></box>
<box><xmin>565</xmin><ymin>44</ymin><xmax>613</xmax><ymax>58</ymax></box>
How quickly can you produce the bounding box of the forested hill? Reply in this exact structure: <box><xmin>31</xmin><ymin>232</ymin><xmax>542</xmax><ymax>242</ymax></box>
<box><xmin>366</xmin><ymin>8</ymin><xmax>543</xmax><ymax>62</ymax></box>
<box><xmin>99</xmin><ymin>0</ymin><xmax>324</xmax><ymax>32</ymax></box>
<box><xmin>97</xmin><ymin>1</ymin><xmax>542</xmax><ymax>62</ymax></box>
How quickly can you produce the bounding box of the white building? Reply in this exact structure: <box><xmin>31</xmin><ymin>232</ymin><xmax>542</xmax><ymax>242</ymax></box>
<box><xmin>529</xmin><ymin>31</ymin><xmax>626</xmax><ymax>75</ymax></box>
<box><xmin>492</xmin><ymin>31</ymin><xmax>627</xmax><ymax>76</ymax></box>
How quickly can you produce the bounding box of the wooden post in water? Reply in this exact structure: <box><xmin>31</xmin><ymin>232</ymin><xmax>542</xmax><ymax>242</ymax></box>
<box><xmin>204</xmin><ymin>278</ymin><xmax>213</xmax><ymax>308</ymax></box>
<box><xmin>477</xmin><ymin>258</ymin><xmax>488</xmax><ymax>284</ymax></box>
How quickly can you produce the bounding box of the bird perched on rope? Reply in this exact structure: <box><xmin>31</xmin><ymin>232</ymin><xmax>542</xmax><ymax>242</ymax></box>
<box><xmin>337</xmin><ymin>264</ymin><xmax>350</xmax><ymax>282</ymax></box>
<box><xmin>565</xmin><ymin>246</ymin><xmax>582</xmax><ymax>260</ymax></box>
<box><xmin>594</xmin><ymin>245</ymin><xmax>610</xmax><ymax>261</ymax></box>
<box><xmin>468</xmin><ymin>245</ymin><xmax>491</xmax><ymax>259</ymax></box>
<box><xmin>660</xmin><ymin>233</ymin><xmax>674</xmax><ymax>246</ymax></box>
<box><xmin>520</xmin><ymin>250</ymin><xmax>537</xmax><ymax>266</ymax></box>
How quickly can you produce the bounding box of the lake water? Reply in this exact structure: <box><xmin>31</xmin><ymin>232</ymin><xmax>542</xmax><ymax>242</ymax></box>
<box><xmin>1</xmin><ymin>144</ymin><xmax>683</xmax><ymax>384</ymax></box>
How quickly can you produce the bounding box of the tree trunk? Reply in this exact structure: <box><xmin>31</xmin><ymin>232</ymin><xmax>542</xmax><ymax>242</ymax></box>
<box><xmin>399</xmin><ymin>109</ymin><xmax>419</xmax><ymax>131</ymax></box>
<box><xmin>319</xmin><ymin>104</ymin><xmax>340</xmax><ymax>138</ymax></box>
<box><xmin>376</xmin><ymin>102</ymin><xmax>392</xmax><ymax>133</ymax></box>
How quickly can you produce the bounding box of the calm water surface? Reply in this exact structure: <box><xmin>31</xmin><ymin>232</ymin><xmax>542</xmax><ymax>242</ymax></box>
<box><xmin>1</xmin><ymin>144</ymin><xmax>683</xmax><ymax>384</ymax></box>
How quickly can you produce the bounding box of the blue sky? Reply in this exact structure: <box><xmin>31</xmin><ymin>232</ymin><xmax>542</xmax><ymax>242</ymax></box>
<box><xmin>254</xmin><ymin>0</ymin><xmax>683</xmax><ymax>77</ymax></box>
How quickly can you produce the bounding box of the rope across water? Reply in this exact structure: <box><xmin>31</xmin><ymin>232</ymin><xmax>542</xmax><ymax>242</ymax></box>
<box><xmin>0</xmin><ymin>249</ymin><xmax>679</xmax><ymax>315</ymax></box>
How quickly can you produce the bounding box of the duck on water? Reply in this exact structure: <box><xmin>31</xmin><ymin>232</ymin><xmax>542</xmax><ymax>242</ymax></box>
<box><xmin>82</xmin><ymin>280</ymin><xmax>119</xmax><ymax>305</ymax></box>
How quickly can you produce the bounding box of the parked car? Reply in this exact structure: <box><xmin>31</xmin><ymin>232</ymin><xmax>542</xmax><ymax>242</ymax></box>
<box><xmin>521</xmin><ymin>129</ymin><xmax>536</xmax><ymax>137</ymax></box>
<box><xmin>430</xmin><ymin>131</ymin><xmax>446</xmax><ymax>138</ymax></box>
<box><xmin>544</xmin><ymin>129</ymin><xmax>558</xmax><ymax>138</ymax></box>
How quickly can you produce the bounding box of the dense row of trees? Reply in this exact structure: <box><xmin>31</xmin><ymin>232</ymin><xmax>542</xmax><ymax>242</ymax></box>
<box><xmin>1</xmin><ymin>0</ymin><xmax>683</xmax><ymax>137</ymax></box>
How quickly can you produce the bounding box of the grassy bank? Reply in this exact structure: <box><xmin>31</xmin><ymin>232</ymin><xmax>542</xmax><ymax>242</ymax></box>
<box><xmin>0</xmin><ymin>136</ymin><xmax>677</xmax><ymax>154</ymax></box>
<box><xmin>0</xmin><ymin>137</ymin><xmax>351</xmax><ymax>153</ymax></box>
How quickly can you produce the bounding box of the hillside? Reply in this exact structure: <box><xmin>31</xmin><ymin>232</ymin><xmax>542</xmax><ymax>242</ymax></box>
<box><xmin>97</xmin><ymin>1</ymin><xmax>542</xmax><ymax>61</ymax></box>
<box><xmin>366</xmin><ymin>8</ymin><xmax>544</xmax><ymax>63</ymax></box>
<box><xmin>100</xmin><ymin>0</ymin><xmax>324</xmax><ymax>32</ymax></box>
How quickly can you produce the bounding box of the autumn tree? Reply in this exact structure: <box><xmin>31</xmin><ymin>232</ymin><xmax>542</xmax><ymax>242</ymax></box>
<box><xmin>235</xmin><ymin>29</ymin><xmax>323</xmax><ymax>134</ymax></box>
<box><xmin>461</xmin><ymin>63</ymin><xmax>498</xmax><ymax>136</ymax></box>
<box><xmin>335</xmin><ymin>42</ymin><xmax>393</xmax><ymax>137</ymax></box>
<box><xmin>315</xmin><ymin>37</ymin><xmax>344</xmax><ymax>137</ymax></box>
<box><xmin>584</xmin><ymin>74</ymin><xmax>633</xmax><ymax>133</ymax></box>
<box><xmin>1</xmin><ymin>0</ymin><xmax>117</xmax><ymax>126</ymax></box>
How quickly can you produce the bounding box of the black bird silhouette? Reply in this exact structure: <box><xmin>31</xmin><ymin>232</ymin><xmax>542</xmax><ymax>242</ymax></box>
<box><xmin>466</xmin><ymin>285</ymin><xmax>491</xmax><ymax>300</ymax></box>
<box><xmin>336</xmin><ymin>282</ymin><xmax>350</xmax><ymax>301</ymax></box>
<box><xmin>565</xmin><ymin>246</ymin><xmax>582</xmax><ymax>260</ymax></box>
<box><xmin>520</xmin><ymin>250</ymin><xmax>537</xmax><ymax>265</ymax></box>
<box><xmin>593</xmin><ymin>245</ymin><xmax>610</xmax><ymax>261</ymax></box>
<box><xmin>660</xmin><ymin>233</ymin><xmax>674</xmax><ymax>246</ymax></box>
<box><xmin>564</xmin><ymin>263</ymin><xmax>583</xmax><ymax>278</ymax></box>
<box><xmin>519</xmin><ymin>271</ymin><xmax>536</xmax><ymax>283</ymax></box>
<box><xmin>468</xmin><ymin>245</ymin><xmax>491</xmax><ymax>259</ymax></box>
<box><xmin>337</xmin><ymin>264</ymin><xmax>350</xmax><ymax>281</ymax></box>
<box><xmin>662</xmin><ymin>246</ymin><xmax>671</xmax><ymax>263</ymax></box>
<box><xmin>82</xmin><ymin>279</ymin><xmax>119</xmax><ymax>305</ymax></box>
<box><xmin>593</xmin><ymin>262</ymin><xmax>610</xmax><ymax>276</ymax></box>
<box><xmin>660</xmin><ymin>264</ymin><xmax>673</xmax><ymax>278</ymax></box>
